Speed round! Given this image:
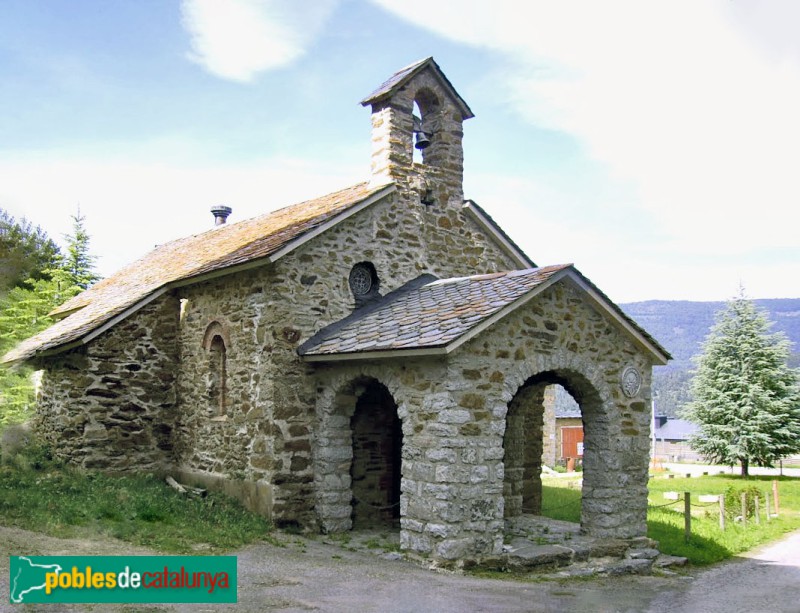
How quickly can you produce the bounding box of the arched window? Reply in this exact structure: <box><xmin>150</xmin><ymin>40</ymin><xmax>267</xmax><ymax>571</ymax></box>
<box><xmin>208</xmin><ymin>335</ymin><xmax>227</xmax><ymax>415</ymax></box>
<box><xmin>202</xmin><ymin>321</ymin><xmax>230</xmax><ymax>416</ymax></box>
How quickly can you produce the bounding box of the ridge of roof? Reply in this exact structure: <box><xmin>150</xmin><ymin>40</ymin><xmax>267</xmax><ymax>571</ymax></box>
<box><xmin>3</xmin><ymin>181</ymin><xmax>395</xmax><ymax>365</ymax></box>
<box><xmin>360</xmin><ymin>57</ymin><xmax>474</xmax><ymax>120</ymax></box>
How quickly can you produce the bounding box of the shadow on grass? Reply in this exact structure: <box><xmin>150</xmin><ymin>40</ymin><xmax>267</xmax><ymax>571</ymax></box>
<box><xmin>647</xmin><ymin>519</ymin><xmax>732</xmax><ymax>565</ymax></box>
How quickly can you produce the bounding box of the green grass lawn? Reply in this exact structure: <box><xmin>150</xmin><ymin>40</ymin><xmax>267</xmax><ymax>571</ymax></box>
<box><xmin>0</xmin><ymin>449</ymin><xmax>272</xmax><ymax>553</ymax></box>
<box><xmin>541</xmin><ymin>473</ymin><xmax>800</xmax><ymax>565</ymax></box>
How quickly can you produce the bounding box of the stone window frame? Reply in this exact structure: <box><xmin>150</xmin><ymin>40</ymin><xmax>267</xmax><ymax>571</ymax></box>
<box><xmin>202</xmin><ymin>321</ymin><xmax>231</xmax><ymax>417</ymax></box>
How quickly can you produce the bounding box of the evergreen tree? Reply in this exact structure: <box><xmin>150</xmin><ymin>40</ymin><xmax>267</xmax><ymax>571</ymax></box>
<box><xmin>0</xmin><ymin>210</ymin><xmax>97</xmax><ymax>430</ymax></box>
<box><xmin>0</xmin><ymin>208</ymin><xmax>61</xmax><ymax>295</ymax></box>
<box><xmin>62</xmin><ymin>208</ymin><xmax>99</xmax><ymax>290</ymax></box>
<box><xmin>682</xmin><ymin>293</ymin><xmax>800</xmax><ymax>476</ymax></box>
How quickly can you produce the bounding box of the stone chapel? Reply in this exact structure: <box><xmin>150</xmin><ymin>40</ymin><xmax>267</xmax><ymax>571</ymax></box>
<box><xmin>3</xmin><ymin>58</ymin><xmax>669</xmax><ymax>563</ymax></box>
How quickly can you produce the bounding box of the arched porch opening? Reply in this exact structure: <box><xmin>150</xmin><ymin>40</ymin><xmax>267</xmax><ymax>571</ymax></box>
<box><xmin>315</xmin><ymin>375</ymin><xmax>403</xmax><ymax>533</ymax></box>
<box><xmin>503</xmin><ymin>370</ymin><xmax>604</xmax><ymax>529</ymax></box>
<box><xmin>350</xmin><ymin>380</ymin><xmax>402</xmax><ymax>528</ymax></box>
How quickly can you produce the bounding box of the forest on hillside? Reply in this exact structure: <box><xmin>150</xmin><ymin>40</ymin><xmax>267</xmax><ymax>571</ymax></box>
<box><xmin>620</xmin><ymin>299</ymin><xmax>800</xmax><ymax>417</ymax></box>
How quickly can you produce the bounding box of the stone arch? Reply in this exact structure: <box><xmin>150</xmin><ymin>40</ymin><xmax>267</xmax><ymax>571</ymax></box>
<box><xmin>201</xmin><ymin>320</ymin><xmax>230</xmax><ymax>350</ymax></box>
<box><xmin>202</xmin><ymin>321</ymin><xmax>230</xmax><ymax>415</ymax></box>
<box><xmin>501</xmin><ymin>353</ymin><xmax>619</xmax><ymax>537</ymax></box>
<box><xmin>313</xmin><ymin>373</ymin><xmax>405</xmax><ymax>533</ymax></box>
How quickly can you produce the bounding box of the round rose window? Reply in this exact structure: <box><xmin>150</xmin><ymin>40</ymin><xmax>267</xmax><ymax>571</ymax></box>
<box><xmin>349</xmin><ymin>264</ymin><xmax>373</xmax><ymax>296</ymax></box>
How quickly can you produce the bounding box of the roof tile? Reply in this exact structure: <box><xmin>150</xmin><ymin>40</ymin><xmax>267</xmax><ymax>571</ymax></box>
<box><xmin>4</xmin><ymin>182</ymin><xmax>392</xmax><ymax>364</ymax></box>
<box><xmin>299</xmin><ymin>265</ymin><xmax>570</xmax><ymax>358</ymax></box>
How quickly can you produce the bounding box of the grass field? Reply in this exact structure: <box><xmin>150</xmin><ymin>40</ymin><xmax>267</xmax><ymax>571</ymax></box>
<box><xmin>542</xmin><ymin>472</ymin><xmax>800</xmax><ymax>565</ymax></box>
<box><xmin>0</xmin><ymin>447</ymin><xmax>272</xmax><ymax>553</ymax></box>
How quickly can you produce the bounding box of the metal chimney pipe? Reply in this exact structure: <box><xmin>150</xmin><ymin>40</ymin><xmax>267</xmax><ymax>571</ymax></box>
<box><xmin>211</xmin><ymin>205</ymin><xmax>232</xmax><ymax>226</ymax></box>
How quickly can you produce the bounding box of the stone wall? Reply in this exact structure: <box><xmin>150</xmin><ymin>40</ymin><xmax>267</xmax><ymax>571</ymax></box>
<box><xmin>161</xmin><ymin>172</ymin><xmax>519</xmax><ymax>526</ymax></box>
<box><xmin>250</xmin><ymin>187</ymin><xmax>520</xmax><ymax>524</ymax></box>
<box><xmin>541</xmin><ymin>386</ymin><xmax>558</xmax><ymax>468</ymax></box>
<box><xmin>170</xmin><ymin>265</ymin><xmax>281</xmax><ymax>518</ymax></box>
<box><xmin>33</xmin><ymin>294</ymin><xmax>179</xmax><ymax>472</ymax></box>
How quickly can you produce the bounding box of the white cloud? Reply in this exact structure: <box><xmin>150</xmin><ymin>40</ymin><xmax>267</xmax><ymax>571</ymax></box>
<box><xmin>0</xmin><ymin>150</ymin><xmax>364</xmax><ymax>278</ymax></box>
<box><xmin>180</xmin><ymin>0</ymin><xmax>338</xmax><ymax>81</ymax></box>
<box><xmin>465</xmin><ymin>171</ymin><xmax>798</xmax><ymax>302</ymax></box>
<box><xmin>372</xmin><ymin>0</ymin><xmax>800</xmax><ymax>296</ymax></box>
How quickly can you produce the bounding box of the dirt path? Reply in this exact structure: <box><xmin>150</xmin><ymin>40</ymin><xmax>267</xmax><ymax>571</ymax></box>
<box><xmin>0</xmin><ymin>525</ymin><xmax>680</xmax><ymax>612</ymax></box>
<box><xmin>3</xmin><ymin>525</ymin><xmax>799</xmax><ymax>612</ymax></box>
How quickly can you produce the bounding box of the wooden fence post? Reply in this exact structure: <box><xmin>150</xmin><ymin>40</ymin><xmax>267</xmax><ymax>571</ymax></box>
<box><xmin>684</xmin><ymin>492</ymin><xmax>691</xmax><ymax>542</ymax></box>
<box><xmin>741</xmin><ymin>492</ymin><xmax>747</xmax><ymax>526</ymax></box>
<box><xmin>773</xmin><ymin>480</ymin><xmax>780</xmax><ymax>516</ymax></box>
<box><xmin>719</xmin><ymin>494</ymin><xmax>725</xmax><ymax>531</ymax></box>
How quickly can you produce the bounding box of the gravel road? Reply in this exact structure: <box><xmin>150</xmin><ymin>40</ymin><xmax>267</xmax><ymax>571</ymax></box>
<box><xmin>2</xmin><ymin>525</ymin><xmax>799</xmax><ymax>612</ymax></box>
<box><xmin>646</xmin><ymin>529</ymin><xmax>800</xmax><ymax>613</ymax></box>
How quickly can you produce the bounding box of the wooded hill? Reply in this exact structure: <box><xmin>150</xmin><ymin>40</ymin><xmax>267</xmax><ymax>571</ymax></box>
<box><xmin>620</xmin><ymin>299</ymin><xmax>800</xmax><ymax>417</ymax></box>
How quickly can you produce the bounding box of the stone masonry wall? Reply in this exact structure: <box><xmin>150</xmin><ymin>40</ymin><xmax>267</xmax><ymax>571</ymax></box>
<box><xmin>34</xmin><ymin>295</ymin><xmax>179</xmax><ymax>472</ymax></box>
<box><xmin>255</xmin><ymin>188</ymin><xmax>520</xmax><ymax>524</ymax></box>
<box><xmin>541</xmin><ymin>386</ymin><xmax>557</xmax><ymax>467</ymax></box>
<box><xmin>172</xmin><ymin>265</ymin><xmax>282</xmax><ymax>521</ymax></box>
<box><xmin>157</xmin><ymin>181</ymin><xmax>519</xmax><ymax>527</ymax></box>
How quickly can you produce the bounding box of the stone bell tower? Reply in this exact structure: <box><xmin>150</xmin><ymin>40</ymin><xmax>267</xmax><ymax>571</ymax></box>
<box><xmin>361</xmin><ymin>57</ymin><xmax>474</xmax><ymax>210</ymax></box>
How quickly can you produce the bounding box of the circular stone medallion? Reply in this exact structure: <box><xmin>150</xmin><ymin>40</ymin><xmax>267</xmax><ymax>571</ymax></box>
<box><xmin>621</xmin><ymin>366</ymin><xmax>642</xmax><ymax>398</ymax></box>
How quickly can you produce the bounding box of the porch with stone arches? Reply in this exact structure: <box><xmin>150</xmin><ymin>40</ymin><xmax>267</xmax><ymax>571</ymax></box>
<box><xmin>308</xmin><ymin>344</ymin><xmax>652</xmax><ymax>545</ymax></box>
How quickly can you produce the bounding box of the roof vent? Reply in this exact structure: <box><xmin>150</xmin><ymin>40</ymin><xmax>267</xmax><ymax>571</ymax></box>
<box><xmin>211</xmin><ymin>205</ymin><xmax>232</xmax><ymax>226</ymax></box>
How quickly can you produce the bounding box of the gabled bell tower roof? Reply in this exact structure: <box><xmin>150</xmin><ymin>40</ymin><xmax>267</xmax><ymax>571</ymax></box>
<box><xmin>360</xmin><ymin>57</ymin><xmax>474</xmax><ymax>120</ymax></box>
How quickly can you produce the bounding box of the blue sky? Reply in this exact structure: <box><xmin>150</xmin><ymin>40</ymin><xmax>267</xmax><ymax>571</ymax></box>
<box><xmin>1</xmin><ymin>0</ymin><xmax>798</xmax><ymax>302</ymax></box>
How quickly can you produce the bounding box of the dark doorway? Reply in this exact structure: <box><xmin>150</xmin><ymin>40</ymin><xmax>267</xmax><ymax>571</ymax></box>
<box><xmin>350</xmin><ymin>381</ymin><xmax>402</xmax><ymax>528</ymax></box>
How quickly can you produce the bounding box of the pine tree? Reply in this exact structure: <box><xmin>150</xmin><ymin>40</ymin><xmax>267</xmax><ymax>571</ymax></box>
<box><xmin>0</xmin><ymin>210</ymin><xmax>97</xmax><ymax>430</ymax></box>
<box><xmin>62</xmin><ymin>208</ymin><xmax>99</xmax><ymax>290</ymax></box>
<box><xmin>682</xmin><ymin>292</ymin><xmax>800</xmax><ymax>476</ymax></box>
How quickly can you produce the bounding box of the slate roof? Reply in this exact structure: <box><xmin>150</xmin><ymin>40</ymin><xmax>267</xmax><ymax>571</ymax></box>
<box><xmin>3</xmin><ymin>181</ymin><xmax>394</xmax><ymax>364</ymax></box>
<box><xmin>360</xmin><ymin>57</ymin><xmax>474</xmax><ymax>120</ymax></box>
<box><xmin>300</xmin><ymin>265</ymin><xmax>570</xmax><ymax>358</ymax></box>
<box><xmin>655</xmin><ymin>418</ymin><xmax>698</xmax><ymax>442</ymax></box>
<box><xmin>300</xmin><ymin>264</ymin><xmax>671</xmax><ymax>362</ymax></box>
